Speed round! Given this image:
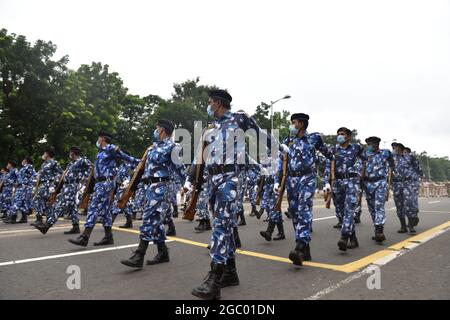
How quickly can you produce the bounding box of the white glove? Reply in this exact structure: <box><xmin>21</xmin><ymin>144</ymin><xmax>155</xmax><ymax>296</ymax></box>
<box><xmin>323</xmin><ymin>183</ymin><xmax>331</xmax><ymax>192</ymax></box>
<box><xmin>122</xmin><ymin>179</ymin><xmax>130</xmax><ymax>188</ymax></box>
<box><xmin>183</xmin><ymin>181</ymin><xmax>193</xmax><ymax>192</ymax></box>
<box><xmin>280</xmin><ymin>144</ymin><xmax>289</xmax><ymax>154</ymax></box>
<box><xmin>49</xmin><ymin>187</ymin><xmax>55</xmax><ymax>194</ymax></box>
<box><xmin>273</xmin><ymin>183</ymin><xmax>280</xmax><ymax>193</ymax></box>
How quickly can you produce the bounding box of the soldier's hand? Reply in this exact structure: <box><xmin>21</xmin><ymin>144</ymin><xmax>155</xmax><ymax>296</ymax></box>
<box><xmin>280</xmin><ymin>144</ymin><xmax>289</xmax><ymax>154</ymax></box>
<box><xmin>49</xmin><ymin>186</ymin><xmax>55</xmax><ymax>194</ymax></box>
<box><xmin>323</xmin><ymin>183</ymin><xmax>331</xmax><ymax>192</ymax></box>
<box><xmin>273</xmin><ymin>183</ymin><xmax>280</xmax><ymax>193</ymax></box>
<box><xmin>183</xmin><ymin>181</ymin><xmax>192</xmax><ymax>194</ymax></box>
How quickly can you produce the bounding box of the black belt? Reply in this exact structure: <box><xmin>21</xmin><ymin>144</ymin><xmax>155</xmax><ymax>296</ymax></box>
<box><xmin>288</xmin><ymin>168</ymin><xmax>313</xmax><ymax>177</ymax></box>
<box><xmin>141</xmin><ymin>176</ymin><xmax>170</xmax><ymax>184</ymax></box>
<box><xmin>364</xmin><ymin>176</ymin><xmax>386</xmax><ymax>182</ymax></box>
<box><xmin>335</xmin><ymin>172</ymin><xmax>359</xmax><ymax>179</ymax></box>
<box><xmin>95</xmin><ymin>177</ymin><xmax>115</xmax><ymax>183</ymax></box>
<box><xmin>208</xmin><ymin>164</ymin><xmax>236</xmax><ymax>176</ymax></box>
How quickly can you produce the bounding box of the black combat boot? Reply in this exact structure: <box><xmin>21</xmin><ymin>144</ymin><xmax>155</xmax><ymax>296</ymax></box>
<box><xmin>191</xmin><ymin>262</ymin><xmax>224</xmax><ymax>300</ymax></box>
<box><xmin>250</xmin><ymin>205</ymin><xmax>257</xmax><ymax>217</ymax></box>
<box><xmin>111</xmin><ymin>214</ymin><xmax>117</xmax><ymax>224</ymax></box>
<box><xmin>35</xmin><ymin>221</ymin><xmax>51</xmax><ymax>234</ymax></box>
<box><xmin>284</xmin><ymin>210</ymin><xmax>292</xmax><ymax>219</ymax></box>
<box><xmin>289</xmin><ymin>241</ymin><xmax>308</xmax><ymax>266</ymax></box>
<box><xmin>68</xmin><ymin>227</ymin><xmax>93</xmax><ymax>247</ymax></box>
<box><xmin>30</xmin><ymin>215</ymin><xmax>43</xmax><ymax>227</ymax></box>
<box><xmin>303</xmin><ymin>243</ymin><xmax>312</xmax><ymax>261</ymax></box>
<box><xmin>166</xmin><ymin>220</ymin><xmax>176</xmax><ymax>236</ymax></box>
<box><xmin>18</xmin><ymin>211</ymin><xmax>28</xmax><ymax>223</ymax></box>
<box><xmin>354</xmin><ymin>211</ymin><xmax>361</xmax><ymax>224</ymax></box>
<box><xmin>195</xmin><ymin>219</ymin><xmax>205</xmax><ymax>231</ymax></box>
<box><xmin>93</xmin><ymin>226</ymin><xmax>114</xmax><ymax>246</ymax></box>
<box><xmin>119</xmin><ymin>215</ymin><xmax>133</xmax><ymax>229</ymax></box>
<box><xmin>233</xmin><ymin>227</ymin><xmax>242</xmax><ymax>248</ymax></box>
<box><xmin>64</xmin><ymin>224</ymin><xmax>80</xmax><ymax>234</ymax></box>
<box><xmin>338</xmin><ymin>235</ymin><xmax>349</xmax><ymax>251</ymax></box>
<box><xmin>374</xmin><ymin>225</ymin><xmax>386</xmax><ymax>243</ymax></box>
<box><xmin>238</xmin><ymin>210</ymin><xmax>246</xmax><ymax>226</ymax></box>
<box><xmin>4</xmin><ymin>215</ymin><xmax>17</xmax><ymax>224</ymax></box>
<box><xmin>220</xmin><ymin>257</ymin><xmax>239</xmax><ymax>288</ymax></box>
<box><xmin>408</xmin><ymin>217</ymin><xmax>417</xmax><ymax>234</ymax></box>
<box><xmin>397</xmin><ymin>217</ymin><xmax>408</xmax><ymax>233</ymax></box>
<box><xmin>146</xmin><ymin>242</ymin><xmax>170</xmax><ymax>265</ymax></box>
<box><xmin>204</xmin><ymin>218</ymin><xmax>212</xmax><ymax>230</ymax></box>
<box><xmin>172</xmin><ymin>205</ymin><xmax>179</xmax><ymax>218</ymax></box>
<box><xmin>0</xmin><ymin>211</ymin><xmax>6</xmax><ymax>219</ymax></box>
<box><xmin>131</xmin><ymin>212</ymin><xmax>137</xmax><ymax>220</ymax></box>
<box><xmin>273</xmin><ymin>222</ymin><xmax>286</xmax><ymax>241</ymax></box>
<box><xmin>120</xmin><ymin>239</ymin><xmax>149</xmax><ymax>269</ymax></box>
<box><xmin>348</xmin><ymin>232</ymin><xmax>359</xmax><ymax>249</ymax></box>
<box><xmin>333</xmin><ymin>217</ymin><xmax>343</xmax><ymax>229</ymax></box>
<box><xmin>259</xmin><ymin>221</ymin><xmax>275</xmax><ymax>241</ymax></box>
<box><xmin>255</xmin><ymin>208</ymin><xmax>264</xmax><ymax>220</ymax></box>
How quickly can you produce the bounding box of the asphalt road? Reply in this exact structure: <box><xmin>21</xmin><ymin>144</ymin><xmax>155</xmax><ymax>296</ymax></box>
<box><xmin>0</xmin><ymin>196</ymin><xmax>449</xmax><ymax>300</ymax></box>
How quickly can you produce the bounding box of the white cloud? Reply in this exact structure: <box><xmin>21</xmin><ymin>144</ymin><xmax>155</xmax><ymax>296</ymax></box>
<box><xmin>1</xmin><ymin>0</ymin><xmax>449</xmax><ymax>156</ymax></box>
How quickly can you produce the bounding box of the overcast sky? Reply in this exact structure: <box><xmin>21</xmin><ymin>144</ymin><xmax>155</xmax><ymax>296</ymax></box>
<box><xmin>1</xmin><ymin>0</ymin><xmax>449</xmax><ymax>157</ymax></box>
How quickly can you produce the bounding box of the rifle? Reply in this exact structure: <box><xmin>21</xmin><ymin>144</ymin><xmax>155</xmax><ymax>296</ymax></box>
<box><xmin>47</xmin><ymin>168</ymin><xmax>69</xmax><ymax>205</ymax></box>
<box><xmin>0</xmin><ymin>179</ymin><xmax>4</xmax><ymax>194</ymax></box>
<box><xmin>79</xmin><ymin>168</ymin><xmax>95</xmax><ymax>210</ymax></box>
<box><xmin>32</xmin><ymin>174</ymin><xmax>42</xmax><ymax>200</ymax></box>
<box><xmin>255</xmin><ymin>176</ymin><xmax>265</xmax><ymax>205</ymax></box>
<box><xmin>325</xmin><ymin>160</ymin><xmax>335</xmax><ymax>209</ymax></box>
<box><xmin>117</xmin><ymin>146</ymin><xmax>151</xmax><ymax>209</ymax></box>
<box><xmin>357</xmin><ymin>161</ymin><xmax>366</xmax><ymax>208</ymax></box>
<box><xmin>274</xmin><ymin>154</ymin><xmax>288</xmax><ymax>212</ymax></box>
<box><xmin>183</xmin><ymin>135</ymin><xmax>206</xmax><ymax>221</ymax></box>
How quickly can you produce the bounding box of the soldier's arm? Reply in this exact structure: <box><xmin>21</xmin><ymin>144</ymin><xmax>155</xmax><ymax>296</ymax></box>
<box><xmin>116</xmin><ymin>148</ymin><xmax>141</xmax><ymax>166</ymax></box>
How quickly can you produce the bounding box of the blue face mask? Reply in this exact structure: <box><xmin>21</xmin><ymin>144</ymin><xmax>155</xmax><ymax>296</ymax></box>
<box><xmin>207</xmin><ymin>105</ymin><xmax>215</xmax><ymax>117</ymax></box>
<box><xmin>153</xmin><ymin>129</ymin><xmax>160</xmax><ymax>141</ymax></box>
<box><xmin>337</xmin><ymin>135</ymin><xmax>346</xmax><ymax>145</ymax></box>
<box><xmin>289</xmin><ymin>124</ymin><xmax>298</xmax><ymax>135</ymax></box>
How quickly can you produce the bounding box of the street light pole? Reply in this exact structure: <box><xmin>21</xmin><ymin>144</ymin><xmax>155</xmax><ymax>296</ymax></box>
<box><xmin>270</xmin><ymin>95</ymin><xmax>291</xmax><ymax>131</ymax></box>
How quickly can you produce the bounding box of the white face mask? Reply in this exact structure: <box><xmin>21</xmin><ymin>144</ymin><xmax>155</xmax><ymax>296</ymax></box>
<box><xmin>41</xmin><ymin>155</ymin><xmax>46</xmax><ymax>161</ymax></box>
<box><xmin>96</xmin><ymin>141</ymin><xmax>101</xmax><ymax>149</ymax></box>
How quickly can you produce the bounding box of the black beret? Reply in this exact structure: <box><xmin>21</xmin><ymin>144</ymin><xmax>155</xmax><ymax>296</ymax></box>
<box><xmin>44</xmin><ymin>147</ymin><xmax>55</xmax><ymax>157</ymax></box>
<box><xmin>7</xmin><ymin>160</ymin><xmax>17</xmax><ymax>167</ymax></box>
<box><xmin>156</xmin><ymin>119</ymin><xmax>175</xmax><ymax>134</ymax></box>
<box><xmin>404</xmin><ymin>147</ymin><xmax>412</xmax><ymax>153</ymax></box>
<box><xmin>69</xmin><ymin>146</ymin><xmax>82</xmax><ymax>154</ymax></box>
<box><xmin>365</xmin><ymin>136</ymin><xmax>381</xmax><ymax>144</ymax></box>
<box><xmin>392</xmin><ymin>143</ymin><xmax>405</xmax><ymax>150</ymax></box>
<box><xmin>337</xmin><ymin>127</ymin><xmax>352</xmax><ymax>136</ymax></box>
<box><xmin>208</xmin><ymin>89</ymin><xmax>232</xmax><ymax>103</ymax></box>
<box><xmin>391</xmin><ymin>142</ymin><xmax>399</xmax><ymax>148</ymax></box>
<box><xmin>98</xmin><ymin>131</ymin><xmax>113</xmax><ymax>140</ymax></box>
<box><xmin>291</xmin><ymin>113</ymin><xmax>310</xmax><ymax>121</ymax></box>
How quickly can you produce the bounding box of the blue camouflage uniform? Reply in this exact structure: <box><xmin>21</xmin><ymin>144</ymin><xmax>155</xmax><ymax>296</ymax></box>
<box><xmin>189</xmin><ymin>111</ymin><xmax>277</xmax><ymax>265</ymax></box>
<box><xmin>131</xmin><ymin>182</ymin><xmax>147</xmax><ymax>219</ymax></box>
<box><xmin>264</xmin><ymin>154</ymin><xmax>283</xmax><ymax>224</ymax></box>
<box><xmin>246</xmin><ymin>165</ymin><xmax>260</xmax><ymax>207</ymax></box>
<box><xmin>260</xmin><ymin>157</ymin><xmax>275</xmax><ymax>213</ymax></box>
<box><xmin>85</xmin><ymin>144</ymin><xmax>140</xmax><ymax>228</ymax></box>
<box><xmin>111</xmin><ymin>162</ymin><xmax>137</xmax><ymax>219</ymax></box>
<box><xmin>139</xmin><ymin>139</ymin><xmax>186</xmax><ymax>243</ymax></box>
<box><xmin>33</xmin><ymin>159</ymin><xmax>63</xmax><ymax>219</ymax></box>
<box><xmin>196</xmin><ymin>168</ymin><xmax>211</xmax><ymax>220</ymax></box>
<box><xmin>392</xmin><ymin>153</ymin><xmax>421</xmax><ymax>220</ymax></box>
<box><xmin>46</xmin><ymin>157</ymin><xmax>92</xmax><ymax>226</ymax></box>
<box><xmin>0</xmin><ymin>169</ymin><xmax>18</xmax><ymax>213</ymax></box>
<box><xmin>323</xmin><ymin>144</ymin><xmax>364</xmax><ymax>237</ymax></box>
<box><xmin>361</xmin><ymin>149</ymin><xmax>394</xmax><ymax>226</ymax></box>
<box><xmin>8</xmin><ymin>164</ymin><xmax>35</xmax><ymax>218</ymax></box>
<box><xmin>276</xmin><ymin>132</ymin><xmax>333</xmax><ymax>245</ymax></box>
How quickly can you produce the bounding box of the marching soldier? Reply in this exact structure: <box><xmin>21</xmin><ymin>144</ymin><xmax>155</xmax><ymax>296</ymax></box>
<box><xmin>275</xmin><ymin>113</ymin><xmax>333</xmax><ymax>265</ymax></box>
<box><xmin>185</xmin><ymin>89</ymin><xmax>281</xmax><ymax>300</ymax></box>
<box><xmin>30</xmin><ymin>147</ymin><xmax>63</xmax><ymax>227</ymax></box>
<box><xmin>34</xmin><ymin>147</ymin><xmax>92</xmax><ymax>235</ymax></box>
<box><xmin>323</xmin><ymin>127</ymin><xmax>364</xmax><ymax>251</ymax></box>
<box><xmin>246</xmin><ymin>163</ymin><xmax>260</xmax><ymax>217</ymax></box>
<box><xmin>1</xmin><ymin>161</ymin><xmax>19</xmax><ymax>223</ymax></box>
<box><xmin>68</xmin><ymin>132</ymin><xmax>140</xmax><ymax>247</ymax></box>
<box><xmin>362</xmin><ymin>137</ymin><xmax>394</xmax><ymax>243</ymax></box>
<box><xmin>392</xmin><ymin>142</ymin><xmax>421</xmax><ymax>234</ymax></box>
<box><xmin>120</xmin><ymin>119</ymin><xmax>186</xmax><ymax>268</ymax></box>
<box><xmin>194</xmin><ymin>168</ymin><xmax>212</xmax><ymax>232</ymax></box>
<box><xmin>6</xmin><ymin>157</ymin><xmax>35</xmax><ymax>223</ymax></box>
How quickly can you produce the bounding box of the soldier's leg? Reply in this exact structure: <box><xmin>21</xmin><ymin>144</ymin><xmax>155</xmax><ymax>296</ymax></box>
<box><xmin>393</xmin><ymin>182</ymin><xmax>408</xmax><ymax>233</ymax></box>
<box><xmin>333</xmin><ymin>181</ymin><xmax>345</xmax><ymax>228</ymax></box>
<box><xmin>372</xmin><ymin>181</ymin><xmax>387</xmax><ymax>242</ymax></box>
<box><xmin>339</xmin><ymin>180</ymin><xmax>359</xmax><ymax>251</ymax></box>
<box><xmin>365</xmin><ymin>184</ymin><xmax>377</xmax><ymax>224</ymax></box>
<box><xmin>403</xmin><ymin>182</ymin><xmax>419</xmax><ymax>233</ymax></box>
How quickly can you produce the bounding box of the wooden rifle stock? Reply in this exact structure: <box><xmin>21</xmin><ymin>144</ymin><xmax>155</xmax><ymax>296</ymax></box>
<box><xmin>117</xmin><ymin>147</ymin><xmax>151</xmax><ymax>209</ymax></box>
<box><xmin>79</xmin><ymin>168</ymin><xmax>94</xmax><ymax>210</ymax></box>
<box><xmin>47</xmin><ymin>168</ymin><xmax>68</xmax><ymax>205</ymax></box>
<box><xmin>274</xmin><ymin>154</ymin><xmax>288</xmax><ymax>212</ymax></box>
<box><xmin>325</xmin><ymin>160</ymin><xmax>335</xmax><ymax>209</ymax></box>
<box><xmin>255</xmin><ymin>176</ymin><xmax>265</xmax><ymax>205</ymax></box>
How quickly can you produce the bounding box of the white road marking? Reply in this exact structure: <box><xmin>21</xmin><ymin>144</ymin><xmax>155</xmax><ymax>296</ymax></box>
<box><xmin>428</xmin><ymin>201</ymin><xmax>441</xmax><ymax>204</ymax></box>
<box><xmin>313</xmin><ymin>216</ymin><xmax>336</xmax><ymax>222</ymax></box>
<box><xmin>305</xmin><ymin>225</ymin><xmax>450</xmax><ymax>300</ymax></box>
<box><xmin>0</xmin><ymin>240</ymin><xmax>174</xmax><ymax>267</ymax></box>
<box><xmin>0</xmin><ymin>225</ymin><xmax>72</xmax><ymax>235</ymax></box>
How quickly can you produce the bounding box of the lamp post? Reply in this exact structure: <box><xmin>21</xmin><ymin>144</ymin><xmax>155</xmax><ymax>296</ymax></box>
<box><xmin>270</xmin><ymin>95</ymin><xmax>291</xmax><ymax>130</ymax></box>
